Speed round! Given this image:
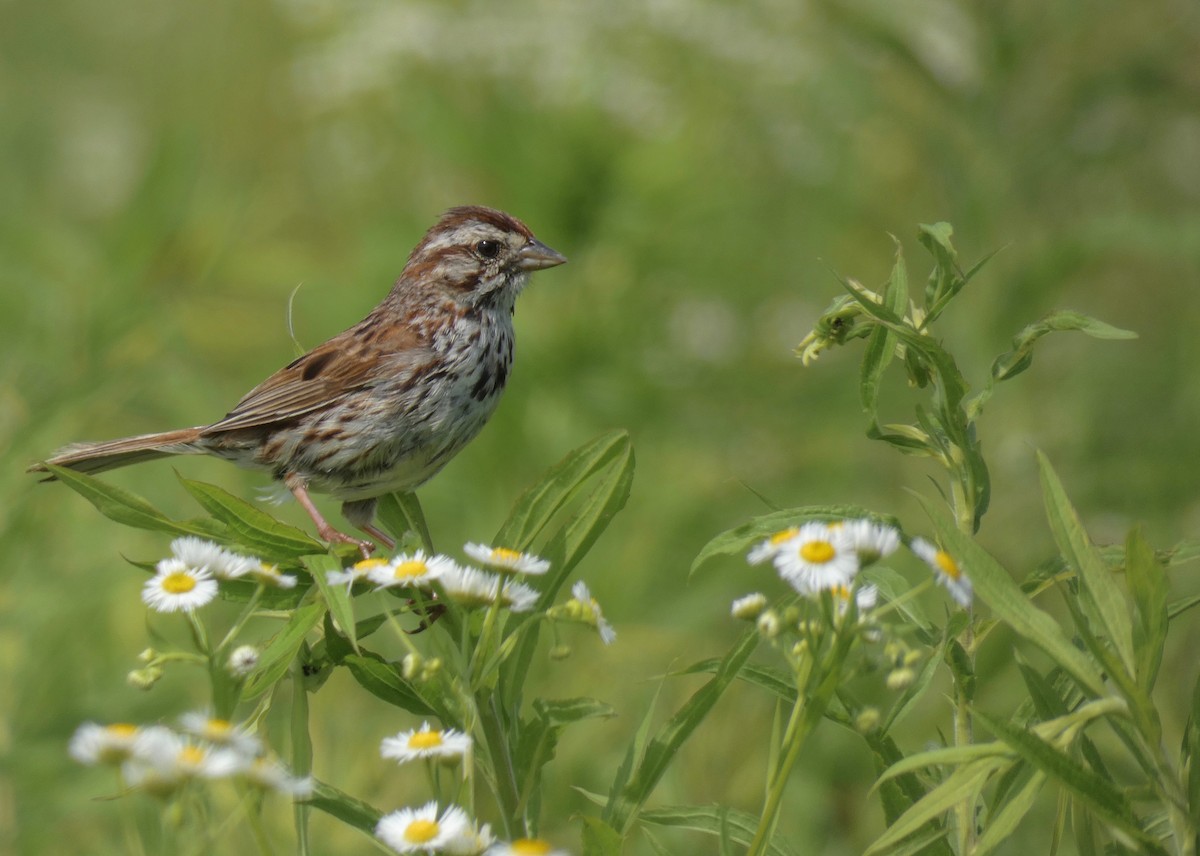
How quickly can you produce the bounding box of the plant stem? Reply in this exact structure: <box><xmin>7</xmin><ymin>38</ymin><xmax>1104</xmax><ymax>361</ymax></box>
<box><xmin>477</xmin><ymin>692</ymin><xmax>521</xmax><ymax>838</ymax></box>
<box><xmin>290</xmin><ymin>658</ymin><xmax>312</xmax><ymax>856</ymax></box>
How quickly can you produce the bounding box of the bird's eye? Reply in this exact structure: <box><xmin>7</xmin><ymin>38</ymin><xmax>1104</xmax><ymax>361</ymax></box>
<box><xmin>475</xmin><ymin>239</ymin><xmax>501</xmax><ymax>260</ymax></box>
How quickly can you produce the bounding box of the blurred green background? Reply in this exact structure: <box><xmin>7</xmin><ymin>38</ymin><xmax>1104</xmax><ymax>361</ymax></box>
<box><xmin>2</xmin><ymin>0</ymin><xmax>1198</xmax><ymax>852</ymax></box>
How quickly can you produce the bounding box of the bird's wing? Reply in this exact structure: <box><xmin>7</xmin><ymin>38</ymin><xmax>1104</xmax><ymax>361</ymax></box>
<box><xmin>202</xmin><ymin>323</ymin><xmax>431</xmax><ymax>434</ymax></box>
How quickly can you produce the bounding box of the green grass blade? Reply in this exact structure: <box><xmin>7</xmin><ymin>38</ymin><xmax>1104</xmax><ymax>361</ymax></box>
<box><xmin>974</xmin><ymin>769</ymin><xmax>1047</xmax><ymax>855</ymax></box>
<box><xmin>1037</xmin><ymin>451</ymin><xmax>1135</xmax><ymax>677</ymax></box>
<box><xmin>918</xmin><ymin>495</ymin><xmax>1107</xmax><ymax>697</ymax></box>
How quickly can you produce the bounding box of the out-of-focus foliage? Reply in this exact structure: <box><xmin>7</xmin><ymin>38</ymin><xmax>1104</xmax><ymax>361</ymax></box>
<box><xmin>2</xmin><ymin>0</ymin><xmax>1197</xmax><ymax>853</ymax></box>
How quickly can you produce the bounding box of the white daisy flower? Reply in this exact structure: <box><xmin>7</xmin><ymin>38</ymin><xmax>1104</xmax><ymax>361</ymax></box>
<box><xmin>500</xmin><ymin>580</ymin><xmax>540</xmax><ymax>614</ymax></box>
<box><xmin>439</xmin><ymin>566</ymin><xmax>539</xmax><ymax>613</ymax></box>
<box><xmin>369</xmin><ymin>551</ymin><xmax>457</xmax><ymax>589</ymax></box>
<box><xmin>123</xmin><ymin>727</ymin><xmax>244</xmax><ymax>795</ymax></box>
<box><xmin>249</xmin><ymin>562</ymin><xmax>298</xmax><ymax>589</ymax></box>
<box><xmin>242</xmin><ymin>756</ymin><xmax>313</xmax><ymax>796</ymax></box>
<box><xmin>773</xmin><ymin>522</ymin><xmax>859</xmax><ymax>594</ymax></box>
<box><xmin>835</xmin><ymin>519</ymin><xmax>901</xmax><ymax>565</ymax></box>
<box><xmin>452</xmin><ymin>820</ymin><xmax>497</xmax><ymax>855</ymax></box>
<box><xmin>327</xmin><ymin>557</ymin><xmax>390</xmax><ymax>587</ymax></box>
<box><xmin>169</xmin><ymin>536</ymin><xmax>259</xmax><ymax>580</ymax></box>
<box><xmin>380</xmin><ymin>723</ymin><xmax>472</xmax><ymax>765</ymax></box>
<box><xmin>828</xmin><ymin>583</ymin><xmax>879</xmax><ymax>617</ymax></box>
<box><xmin>463</xmin><ymin>543</ymin><xmax>551</xmax><ymax>576</ymax></box>
<box><xmin>567</xmin><ymin>581</ymin><xmax>616</xmax><ymax>644</ymax></box>
<box><xmin>730</xmin><ymin>593</ymin><xmax>768</xmax><ymax>620</ymax></box>
<box><xmin>142</xmin><ymin>559</ymin><xmax>218</xmax><ymax>613</ymax></box>
<box><xmin>911</xmin><ymin>538</ymin><xmax>974</xmax><ymax>608</ymax></box>
<box><xmin>228</xmin><ymin>645</ymin><xmax>260</xmax><ymax>677</ymax></box>
<box><xmin>487</xmin><ymin>839</ymin><xmax>571</xmax><ymax>856</ymax></box>
<box><xmin>179</xmin><ymin>712</ymin><xmax>261</xmax><ymax>757</ymax></box>
<box><xmin>69</xmin><ymin>722</ymin><xmax>142</xmax><ymax>765</ymax></box>
<box><xmin>376</xmin><ymin>802</ymin><xmax>472</xmax><ymax>854</ymax></box>
<box><xmin>746</xmin><ymin>527</ymin><xmax>800</xmax><ymax>565</ymax></box>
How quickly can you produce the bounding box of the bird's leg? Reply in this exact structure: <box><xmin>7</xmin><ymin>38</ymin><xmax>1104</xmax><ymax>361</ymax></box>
<box><xmin>341</xmin><ymin>498</ymin><xmax>395</xmax><ymax>551</ymax></box>
<box><xmin>285</xmin><ymin>475</ymin><xmax>374</xmax><ymax>559</ymax></box>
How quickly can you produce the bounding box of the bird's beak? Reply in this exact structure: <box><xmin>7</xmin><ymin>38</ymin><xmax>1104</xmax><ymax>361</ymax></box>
<box><xmin>517</xmin><ymin>238</ymin><xmax>567</xmax><ymax>271</ymax></box>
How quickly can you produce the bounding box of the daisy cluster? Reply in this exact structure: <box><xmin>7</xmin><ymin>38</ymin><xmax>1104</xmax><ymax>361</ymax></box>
<box><xmin>329</xmin><ymin>543</ymin><xmax>615</xmax><ymax>646</ymax></box>
<box><xmin>141</xmin><ymin>537</ymin><xmax>298</xmax><ymax>613</ymax></box>
<box><xmin>373</xmin><ymin>723</ymin><xmax>570</xmax><ymax>854</ymax></box>
<box><xmin>738</xmin><ymin>519</ymin><xmax>973</xmax><ymax>619</ymax></box>
<box><xmin>69</xmin><ymin>714</ymin><xmax>310</xmax><ymax>798</ymax></box>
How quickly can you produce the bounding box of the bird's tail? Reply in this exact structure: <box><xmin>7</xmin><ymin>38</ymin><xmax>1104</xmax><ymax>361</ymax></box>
<box><xmin>29</xmin><ymin>428</ymin><xmax>207</xmax><ymax>477</ymax></box>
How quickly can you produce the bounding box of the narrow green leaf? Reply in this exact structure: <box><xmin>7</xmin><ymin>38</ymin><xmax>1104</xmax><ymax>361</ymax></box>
<box><xmin>609</xmin><ymin>629</ymin><xmax>759</xmax><ymax>834</ymax></box>
<box><xmin>882</xmin><ymin>640</ymin><xmax>945</xmax><ymax>733</ymax></box>
<box><xmin>306</xmin><ymin>554</ymin><xmax>358</xmax><ymax>654</ymax></box>
<box><xmin>343</xmin><ymin>654</ymin><xmax>436</xmax><ymax>716</ymax></box>
<box><xmin>860</xmin><ymin>239</ymin><xmax>909</xmax><ymax>418</ymax></box>
<box><xmin>604</xmin><ymin>683</ymin><xmax>663</xmax><ymax>826</ymax></box>
<box><xmin>640</xmin><ymin>805</ymin><xmax>801</xmax><ymax>856</ymax></box>
<box><xmin>1188</xmin><ymin>671</ymin><xmax>1200</xmax><ymax>829</ymax></box>
<box><xmin>974</xmin><ymin>769</ymin><xmax>1047</xmax><ymax>855</ymax></box>
<box><xmin>874</xmin><ymin>743</ymin><xmax>1012</xmax><ymax>787</ymax></box>
<box><xmin>533</xmin><ymin>697</ymin><xmax>618</xmax><ymax>726</ymax></box>
<box><xmin>975</xmin><ymin>711</ymin><xmax>1162</xmax><ymax>851</ymax></box>
<box><xmin>303</xmin><ymin>779</ymin><xmax>382</xmax><ymax>834</ymax></box>
<box><xmin>494</xmin><ymin>430</ymin><xmax>631</xmax><ymax>550</ymax></box>
<box><xmin>178</xmin><ymin>476</ymin><xmax>325</xmax><ymax>557</ymax></box>
<box><xmin>1013</xmin><ymin>656</ymin><xmax>1070</xmax><ymax>720</ymax></box>
<box><xmin>1125</xmin><ymin>527</ymin><xmax>1167</xmax><ymax>692</ymax></box>
<box><xmin>917</xmin><ymin>496</ymin><xmax>1107</xmax><ymax>697</ymax></box>
<box><xmin>580</xmin><ymin>816</ymin><xmax>624</xmax><ymax>856</ymax></box>
<box><xmin>865</xmin><ymin>759</ymin><xmax>1007</xmax><ymax>855</ymax></box>
<box><xmin>992</xmin><ymin>312</ymin><xmax>1136</xmax><ymax>383</ymax></box>
<box><xmin>376</xmin><ymin>492</ymin><xmax>433</xmax><ymax>552</ymax></box>
<box><xmin>242</xmin><ymin>601</ymin><xmax>324</xmax><ymax>699</ymax></box>
<box><xmin>1037</xmin><ymin>451</ymin><xmax>1135</xmax><ymax>677</ymax></box>
<box><xmin>43</xmin><ymin>464</ymin><xmax>228</xmax><ymax>538</ymax></box>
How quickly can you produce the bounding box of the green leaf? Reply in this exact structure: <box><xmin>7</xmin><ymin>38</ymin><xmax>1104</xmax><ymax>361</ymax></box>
<box><xmin>178</xmin><ymin>476</ymin><xmax>325</xmax><ymax>558</ymax></box>
<box><xmin>343</xmin><ymin>654</ymin><xmax>436</xmax><ymax>716</ymax></box>
<box><xmin>580</xmin><ymin>816</ymin><xmax>623</xmax><ymax>856</ymax></box>
<box><xmin>306</xmin><ymin>554</ymin><xmax>358</xmax><ymax>654</ymax></box>
<box><xmin>874</xmin><ymin>743</ymin><xmax>1012</xmax><ymax>787</ymax></box>
<box><xmin>640</xmin><ymin>805</ymin><xmax>801</xmax><ymax>856</ymax></box>
<box><xmin>917</xmin><ymin>495</ymin><xmax>1107</xmax><ymax>697</ymax></box>
<box><xmin>690</xmin><ymin>505</ymin><xmax>898</xmax><ymax>576</ymax></box>
<box><xmin>376</xmin><ymin>492</ymin><xmax>433</xmax><ymax>552</ymax></box>
<box><xmin>303</xmin><ymin>779</ymin><xmax>382</xmax><ymax>834</ymax></box>
<box><xmin>242</xmin><ymin>601</ymin><xmax>324</xmax><ymax>699</ymax></box>
<box><xmin>1125</xmin><ymin>527</ymin><xmax>1167</xmax><ymax>693</ymax></box>
<box><xmin>42</xmin><ymin>464</ymin><xmax>229</xmax><ymax>538</ymax></box>
<box><xmin>607</xmin><ymin>629</ymin><xmax>759</xmax><ymax>834</ymax></box>
<box><xmin>992</xmin><ymin>312</ymin><xmax>1136</xmax><ymax>383</ymax></box>
<box><xmin>975</xmin><ymin>711</ymin><xmax>1163</xmax><ymax>852</ymax></box>
<box><xmin>865</xmin><ymin>758</ymin><xmax>1008</xmax><ymax>855</ymax></box>
<box><xmin>494</xmin><ymin>429</ymin><xmax>632</xmax><ymax>551</ymax></box>
<box><xmin>1037</xmin><ymin>452</ymin><xmax>1135</xmax><ymax>677</ymax></box>
<box><xmin>860</xmin><ymin>238</ymin><xmax>909</xmax><ymax>419</ymax></box>
<box><xmin>974</xmin><ymin>769</ymin><xmax>1047</xmax><ymax>855</ymax></box>
<box><xmin>1187</xmin><ymin>672</ymin><xmax>1200</xmax><ymax>829</ymax></box>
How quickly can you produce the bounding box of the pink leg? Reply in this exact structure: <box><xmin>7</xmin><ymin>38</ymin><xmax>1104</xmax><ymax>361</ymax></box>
<box><xmin>286</xmin><ymin>475</ymin><xmax>374</xmax><ymax>559</ymax></box>
<box><xmin>359</xmin><ymin>522</ymin><xmax>396</xmax><ymax>551</ymax></box>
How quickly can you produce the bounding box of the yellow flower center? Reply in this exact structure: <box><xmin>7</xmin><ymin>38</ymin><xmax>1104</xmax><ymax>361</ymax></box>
<box><xmin>830</xmin><ymin>584</ymin><xmax>852</xmax><ymax>600</ymax></box>
<box><xmin>934</xmin><ymin>551</ymin><xmax>961</xmax><ymax>579</ymax></box>
<box><xmin>408</xmin><ymin>731</ymin><xmax>445</xmax><ymax>750</ymax></box>
<box><xmin>206</xmin><ymin>719</ymin><xmax>232</xmax><ymax>737</ymax></box>
<box><xmin>162</xmin><ymin>572</ymin><xmax>197</xmax><ymax>594</ymax></box>
<box><xmin>393</xmin><ymin>560</ymin><xmax>429</xmax><ymax>579</ymax></box>
<box><xmin>491</xmin><ymin>547</ymin><xmax>523</xmax><ymax>564</ymax></box>
<box><xmin>179</xmin><ymin>746</ymin><xmax>206</xmax><ymax>766</ymax></box>
<box><xmin>404</xmin><ymin>819</ymin><xmax>440</xmax><ymax>844</ymax></box>
<box><xmin>354</xmin><ymin>558</ymin><xmax>389</xmax><ymax>574</ymax></box>
<box><xmin>258</xmin><ymin>563</ymin><xmax>279</xmax><ymax>576</ymax></box>
<box><xmin>511</xmin><ymin>840</ymin><xmax>554</xmax><ymax>855</ymax></box>
<box><xmin>769</xmin><ymin>528</ymin><xmax>799</xmax><ymax>545</ymax></box>
<box><xmin>799</xmin><ymin>540</ymin><xmax>836</xmax><ymax>564</ymax></box>
<box><xmin>107</xmin><ymin>723</ymin><xmax>138</xmax><ymax>738</ymax></box>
